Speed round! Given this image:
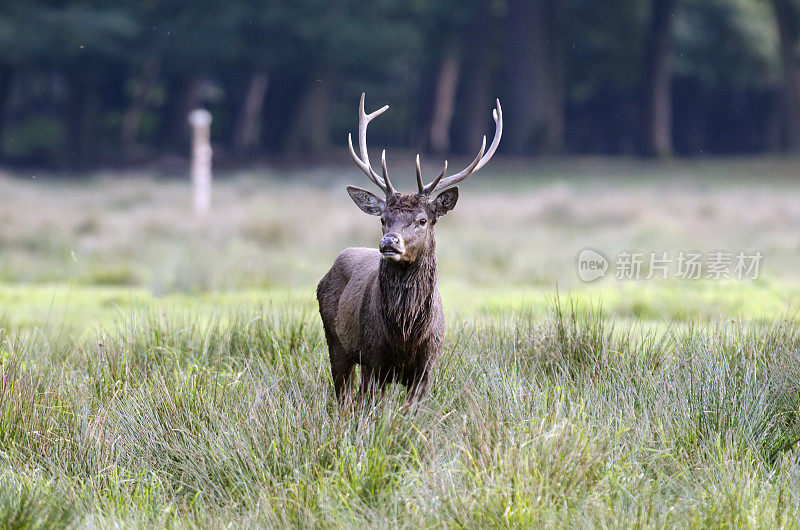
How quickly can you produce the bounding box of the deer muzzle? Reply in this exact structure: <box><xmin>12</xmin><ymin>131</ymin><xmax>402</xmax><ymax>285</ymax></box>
<box><xmin>379</xmin><ymin>233</ymin><xmax>404</xmax><ymax>261</ymax></box>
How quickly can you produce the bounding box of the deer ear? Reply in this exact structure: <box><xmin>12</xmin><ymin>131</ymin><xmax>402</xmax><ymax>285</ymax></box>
<box><xmin>431</xmin><ymin>187</ymin><xmax>459</xmax><ymax>218</ymax></box>
<box><xmin>347</xmin><ymin>186</ymin><xmax>385</xmax><ymax>216</ymax></box>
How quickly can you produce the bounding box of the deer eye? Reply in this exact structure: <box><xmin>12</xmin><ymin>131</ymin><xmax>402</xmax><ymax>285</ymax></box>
<box><xmin>418</xmin><ymin>218</ymin><xmax>427</xmax><ymax>226</ymax></box>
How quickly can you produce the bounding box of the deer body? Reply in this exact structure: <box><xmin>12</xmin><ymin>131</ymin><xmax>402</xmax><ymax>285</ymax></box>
<box><xmin>317</xmin><ymin>246</ymin><xmax>444</xmax><ymax>399</ymax></box>
<box><xmin>318</xmin><ymin>93</ymin><xmax>502</xmax><ymax>403</ymax></box>
<box><xmin>318</xmin><ymin>194</ymin><xmax>448</xmax><ymax>400</ymax></box>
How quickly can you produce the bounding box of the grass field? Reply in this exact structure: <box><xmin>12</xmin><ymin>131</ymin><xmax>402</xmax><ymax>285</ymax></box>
<box><xmin>2</xmin><ymin>158</ymin><xmax>800</xmax><ymax>526</ymax></box>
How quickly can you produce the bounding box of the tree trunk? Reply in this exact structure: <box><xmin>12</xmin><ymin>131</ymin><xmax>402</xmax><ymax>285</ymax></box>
<box><xmin>544</xmin><ymin>0</ymin><xmax>564</xmax><ymax>153</ymax></box>
<box><xmin>765</xmin><ymin>88</ymin><xmax>783</xmax><ymax>152</ymax></box>
<box><xmin>64</xmin><ymin>71</ymin><xmax>89</xmax><ymax>169</ymax></box>
<box><xmin>160</xmin><ymin>75</ymin><xmax>204</xmax><ymax>154</ymax></box>
<box><xmin>0</xmin><ymin>66</ymin><xmax>14</xmax><ymax>160</ymax></box>
<box><xmin>459</xmin><ymin>3</ymin><xmax>496</xmax><ymax>153</ymax></box>
<box><xmin>506</xmin><ymin>0</ymin><xmax>563</xmax><ymax>155</ymax></box>
<box><xmin>232</xmin><ymin>71</ymin><xmax>269</xmax><ymax>154</ymax></box>
<box><xmin>641</xmin><ymin>0</ymin><xmax>677</xmax><ymax>157</ymax></box>
<box><xmin>429</xmin><ymin>50</ymin><xmax>461</xmax><ymax>153</ymax></box>
<box><xmin>120</xmin><ymin>56</ymin><xmax>160</xmax><ymax>152</ymax></box>
<box><xmin>285</xmin><ymin>69</ymin><xmax>334</xmax><ymax>154</ymax></box>
<box><xmin>772</xmin><ymin>0</ymin><xmax>800</xmax><ymax>153</ymax></box>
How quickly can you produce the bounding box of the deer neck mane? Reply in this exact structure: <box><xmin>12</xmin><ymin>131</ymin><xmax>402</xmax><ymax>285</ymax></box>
<box><xmin>378</xmin><ymin>239</ymin><xmax>438</xmax><ymax>347</ymax></box>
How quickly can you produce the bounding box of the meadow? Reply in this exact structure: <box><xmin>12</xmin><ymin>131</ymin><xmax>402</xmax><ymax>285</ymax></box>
<box><xmin>2</xmin><ymin>157</ymin><xmax>800</xmax><ymax>527</ymax></box>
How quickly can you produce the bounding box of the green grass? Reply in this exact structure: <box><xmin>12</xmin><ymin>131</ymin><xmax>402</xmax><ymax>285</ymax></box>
<box><xmin>2</xmin><ymin>293</ymin><xmax>800</xmax><ymax>526</ymax></box>
<box><xmin>3</xmin><ymin>159</ymin><xmax>800</xmax><ymax>526</ymax></box>
<box><xmin>2</xmin><ymin>277</ymin><xmax>798</xmax><ymax>338</ymax></box>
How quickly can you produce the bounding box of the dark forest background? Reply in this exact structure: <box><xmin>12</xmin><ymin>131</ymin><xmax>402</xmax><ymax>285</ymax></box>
<box><xmin>1</xmin><ymin>0</ymin><xmax>799</xmax><ymax>170</ymax></box>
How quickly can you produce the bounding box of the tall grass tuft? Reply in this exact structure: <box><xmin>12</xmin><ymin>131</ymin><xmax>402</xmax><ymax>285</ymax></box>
<box><xmin>1</xmin><ymin>301</ymin><xmax>800</xmax><ymax>525</ymax></box>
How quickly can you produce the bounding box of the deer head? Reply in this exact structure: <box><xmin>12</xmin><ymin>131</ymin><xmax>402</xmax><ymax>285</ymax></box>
<box><xmin>346</xmin><ymin>93</ymin><xmax>502</xmax><ymax>263</ymax></box>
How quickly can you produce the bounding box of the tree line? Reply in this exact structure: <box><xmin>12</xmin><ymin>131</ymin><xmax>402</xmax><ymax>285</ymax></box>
<box><xmin>0</xmin><ymin>0</ymin><xmax>798</xmax><ymax>169</ymax></box>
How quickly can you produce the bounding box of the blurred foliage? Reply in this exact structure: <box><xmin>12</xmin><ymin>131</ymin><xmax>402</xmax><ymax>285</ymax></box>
<box><xmin>675</xmin><ymin>0</ymin><xmax>779</xmax><ymax>88</ymax></box>
<box><xmin>2</xmin><ymin>116</ymin><xmax>63</xmax><ymax>159</ymax></box>
<box><xmin>0</xmin><ymin>0</ymin><xmax>792</xmax><ymax>167</ymax></box>
<box><xmin>563</xmin><ymin>0</ymin><xmax>649</xmax><ymax>101</ymax></box>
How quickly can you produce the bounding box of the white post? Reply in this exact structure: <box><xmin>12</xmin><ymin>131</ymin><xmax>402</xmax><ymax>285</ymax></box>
<box><xmin>188</xmin><ymin>108</ymin><xmax>213</xmax><ymax>213</ymax></box>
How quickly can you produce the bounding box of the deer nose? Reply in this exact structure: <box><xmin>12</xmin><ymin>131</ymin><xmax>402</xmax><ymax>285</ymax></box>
<box><xmin>380</xmin><ymin>233</ymin><xmax>404</xmax><ymax>253</ymax></box>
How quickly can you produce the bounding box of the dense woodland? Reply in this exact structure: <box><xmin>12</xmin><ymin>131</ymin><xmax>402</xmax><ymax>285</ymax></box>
<box><xmin>0</xmin><ymin>0</ymin><xmax>798</xmax><ymax>169</ymax></box>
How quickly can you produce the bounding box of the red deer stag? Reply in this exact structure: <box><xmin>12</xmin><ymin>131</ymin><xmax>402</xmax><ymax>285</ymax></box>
<box><xmin>317</xmin><ymin>93</ymin><xmax>502</xmax><ymax>403</ymax></box>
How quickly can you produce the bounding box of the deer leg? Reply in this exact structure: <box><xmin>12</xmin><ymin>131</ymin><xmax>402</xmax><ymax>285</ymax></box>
<box><xmin>406</xmin><ymin>370</ymin><xmax>431</xmax><ymax>404</ymax></box>
<box><xmin>324</xmin><ymin>328</ymin><xmax>355</xmax><ymax>403</ymax></box>
<box><xmin>358</xmin><ymin>365</ymin><xmax>375</xmax><ymax>401</ymax></box>
<box><xmin>331</xmin><ymin>359</ymin><xmax>355</xmax><ymax>403</ymax></box>
<box><xmin>362</xmin><ymin>366</ymin><xmax>396</xmax><ymax>405</ymax></box>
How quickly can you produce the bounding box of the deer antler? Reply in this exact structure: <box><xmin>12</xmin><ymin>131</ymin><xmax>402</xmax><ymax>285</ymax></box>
<box><xmin>419</xmin><ymin>99</ymin><xmax>502</xmax><ymax>196</ymax></box>
<box><xmin>416</xmin><ymin>155</ymin><xmax>448</xmax><ymax>194</ymax></box>
<box><xmin>347</xmin><ymin>93</ymin><xmax>395</xmax><ymax>196</ymax></box>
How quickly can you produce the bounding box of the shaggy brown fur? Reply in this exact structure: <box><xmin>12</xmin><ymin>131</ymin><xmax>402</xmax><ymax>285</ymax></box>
<box><xmin>317</xmin><ymin>189</ymin><xmax>457</xmax><ymax>403</ymax></box>
<box><xmin>385</xmin><ymin>193</ymin><xmax>425</xmax><ymax>212</ymax></box>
